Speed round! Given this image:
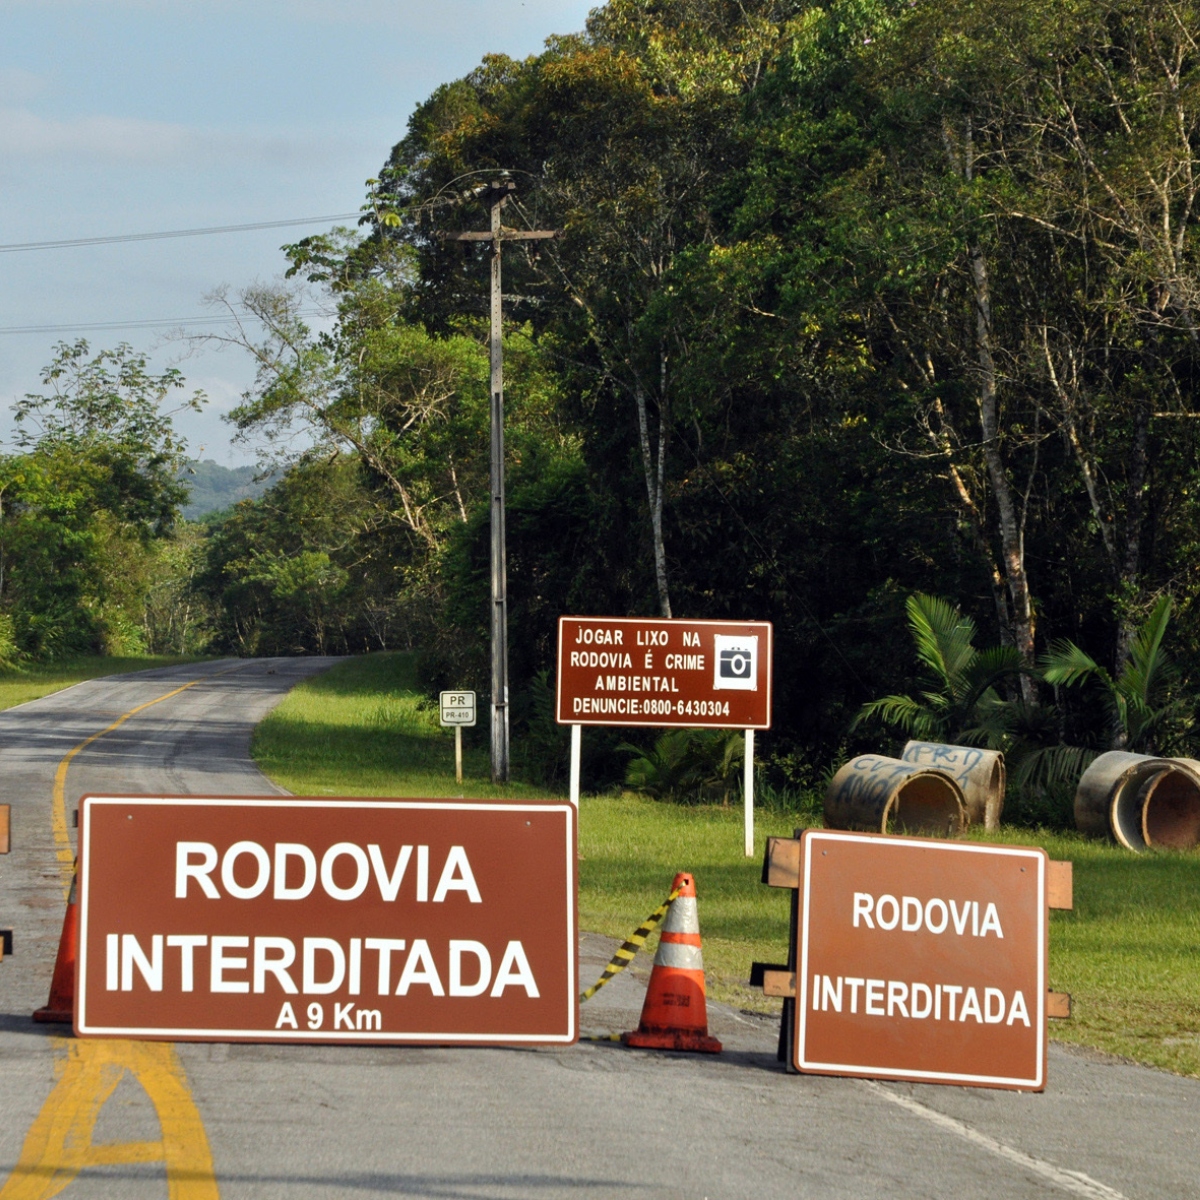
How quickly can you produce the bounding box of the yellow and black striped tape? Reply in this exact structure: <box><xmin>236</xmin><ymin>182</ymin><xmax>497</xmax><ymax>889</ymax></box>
<box><xmin>579</xmin><ymin>886</ymin><xmax>682</xmax><ymax>1003</ymax></box>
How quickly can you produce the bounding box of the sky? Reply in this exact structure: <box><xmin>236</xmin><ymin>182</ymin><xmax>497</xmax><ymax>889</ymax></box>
<box><xmin>0</xmin><ymin>0</ymin><xmax>596</xmax><ymax>465</ymax></box>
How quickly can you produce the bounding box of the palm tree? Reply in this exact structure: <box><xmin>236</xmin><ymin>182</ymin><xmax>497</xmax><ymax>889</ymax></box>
<box><xmin>853</xmin><ymin>593</ymin><xmax>1024</xmax><ymax>748</ymax></box>
<box><xmin>1041</xmin><ymin>595</ymin><xmax>1193</xmax><ymax>755</ymax></box>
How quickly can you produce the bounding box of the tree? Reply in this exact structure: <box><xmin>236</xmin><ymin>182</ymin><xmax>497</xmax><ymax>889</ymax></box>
<box><xmin>14</xmin><ymin>339</ymin><xmax>203</xmax><ymax>535</ymax></box>
<box><xmin>1042</xmin><ymin>594</ymin><xmax>1194</xmax><ymax>754</ymax></box>
<box><xmin>377</xmin><ymin>5</ymin><xmax>783</xmax><ymax>617</ymax></box>
<box><xmin>0</xmin><ymin>341</ymin><xmax>204</xmax><ymax>657</ymax></box>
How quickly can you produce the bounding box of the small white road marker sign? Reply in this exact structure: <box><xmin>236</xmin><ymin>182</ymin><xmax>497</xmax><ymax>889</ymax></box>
<box><xmin>440</xmin><ymin>692</ymin><xmax>476</xmax><ymax>727</ymax></box>
<box><xmin>440</xmin><ymin>691</ymin><xmax>476</xmax><ymax>784</ymax></box>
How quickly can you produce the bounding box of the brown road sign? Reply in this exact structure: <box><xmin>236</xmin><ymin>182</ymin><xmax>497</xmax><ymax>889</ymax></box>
<box><xmin>795</xmin><ymin>829</ymin><xmax>1046</xmax><ymax>1090</ymax></box>
<box><xmin>556</xmin><ymin>617</ymin><xmax>772</xmax><ymax>728</ymax></box>
<box><xmin>76</xmin><ymin>796</ymin><xmax>577</xmax><ymax>1045</ymax></box>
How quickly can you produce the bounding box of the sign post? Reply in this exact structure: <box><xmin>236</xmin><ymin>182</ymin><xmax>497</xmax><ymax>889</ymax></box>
<box><xmin>743</xmin><ymin>731</ymin><xmax>754</xmax><ymax>857</ymax></box>
<box><xmin>557</xmin><ymin>617</ymin><xmax>772</xmax><ymax>853</ymax></box>
<box><xmin>568</xmin><ymin>723</ymin><xmax>582</xmax><ymax>809</ymax></box>
<box><xmin>439</xmin><ymin>691</ymin><xmax>477</xmax><ymax>785</ymax></box>
<box><xmin>76</xmin><ymin>795</ymin><xmax>577</xmax><ymax>1045</ymax></box>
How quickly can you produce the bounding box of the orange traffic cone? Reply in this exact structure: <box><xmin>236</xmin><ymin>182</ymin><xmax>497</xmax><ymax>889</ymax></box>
<box><xmin>623</xmin><ymin>872</ymin><xmax>722</xmax><ymax>1053</ymax></box>
<box><xmin>33</xmin><ymin>871</ymin><xmax>77</xmax><ymax>1024</ymax></box>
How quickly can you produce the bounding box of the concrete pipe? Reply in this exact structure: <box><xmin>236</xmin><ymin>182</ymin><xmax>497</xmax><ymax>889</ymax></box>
<box><xmin>901</xmin><ymin>741</ymin><xmax>1005</xmax><ymax>830</ymax></box>
<box><xmin>1073</xmin><ymin>751</ymin><xmax>1200</xmax><ymax>851</ymax></box>
<box><xmin>825</xmin><ymin>755</ymin><xmax>967</xmax><ymax>838</ymax></box>
<box><xmin>1141</xmin><ymin>758</ymin><xmax>1200</xmax><ymax>850</ymax></box>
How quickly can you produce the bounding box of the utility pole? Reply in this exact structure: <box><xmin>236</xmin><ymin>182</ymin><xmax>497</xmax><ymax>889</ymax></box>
<box><xmin>441</xmin><ymin>179</ymin><xmax>557</xmax><ymax>782</ymax></box>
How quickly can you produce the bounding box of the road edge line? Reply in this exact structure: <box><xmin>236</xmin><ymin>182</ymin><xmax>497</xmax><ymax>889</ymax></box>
<box><xmin>862</xmin><ymin>1080</ymin><xmax>1128</xmax><ymax>1200</ymax></box>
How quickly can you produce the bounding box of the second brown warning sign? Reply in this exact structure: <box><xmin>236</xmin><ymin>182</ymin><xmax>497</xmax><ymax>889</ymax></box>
<box><xmin>556</xmin><ymin>616</ymin><xmax>773</xmax><ymax>729</ymax></box>
<box><xmin>794</xmin><ymin>830</ymin><xmax>1047</xmax><ymax>1090</ymax></box>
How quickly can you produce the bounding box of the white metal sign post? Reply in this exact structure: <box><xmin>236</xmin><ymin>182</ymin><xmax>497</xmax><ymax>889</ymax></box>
<box><xmin>557</xmin><ymin>617</ymin><xmax>772</xmax><ymax>854</ymax></box>
<box><xmin>440</xmin><ymin>691</ymin><xmax>477</xmax><ymax>785</ymax></box>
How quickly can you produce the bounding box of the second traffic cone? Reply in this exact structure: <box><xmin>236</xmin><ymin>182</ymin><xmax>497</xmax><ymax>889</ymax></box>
<box><xmin>33</xmin><ymin>871</ymin><xmax>77</xmax><ymax>1024</ymax></box>
<box><xmin>623</xmin><ymin>872</ymin><xmax>722</xmax><ymax>1053</ymax></box>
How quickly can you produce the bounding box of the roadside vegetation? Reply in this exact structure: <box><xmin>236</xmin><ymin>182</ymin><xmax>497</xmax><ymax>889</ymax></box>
<box><xmin>9</xmin><ymin>0</ymin><xmax>1200</xmax><ymax>812</ymax></box>
<box><xmin>252</xmin><ymin>652</ymin><xmax>544</xmax><ymax>801</ymax></box>
<box><xmin>256</xmin><ymin>652</ymin><xmax>1200</xmax><ymax>1079</ymax></box>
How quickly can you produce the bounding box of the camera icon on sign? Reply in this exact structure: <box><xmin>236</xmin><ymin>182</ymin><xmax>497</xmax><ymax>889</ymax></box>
<box><xmin>713</xmin><ymin>635</ymin><xmax>758</xmax><ymax>691</ymax></box>
<box><xmin>720</xmin><ymin>648</ymin><xmax>753</xmax><ymax>679</ymax></box>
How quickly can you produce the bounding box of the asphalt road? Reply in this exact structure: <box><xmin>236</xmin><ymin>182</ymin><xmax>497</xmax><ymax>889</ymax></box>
<box><xmin>0</xmin><ymin>658</ymin><xmax>1196</xmax><ymax>1200</ymax></box>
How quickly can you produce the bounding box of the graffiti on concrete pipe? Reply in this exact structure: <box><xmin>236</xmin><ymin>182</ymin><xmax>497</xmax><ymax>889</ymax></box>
<box><xmin>901</xmin><ymin>742</ymin><xmax>1006</xmax><ymax>831</ymax></box>
<box><xmin>825</xmin><ymin>755</ymin><xmax>967</xmax><ymax>838</ymax></box>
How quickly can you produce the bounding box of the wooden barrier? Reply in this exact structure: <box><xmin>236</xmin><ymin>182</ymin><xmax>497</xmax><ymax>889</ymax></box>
<box><xmin>751</xmin><ymin>833</ymin><xmax>1074</xmax><ymax>1082</ymax></box>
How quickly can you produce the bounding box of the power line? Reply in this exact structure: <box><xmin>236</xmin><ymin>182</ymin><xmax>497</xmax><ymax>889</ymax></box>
<box><xmin>0</xmin><ymin>310</ymin><xmax>327</xmax><ymax>336</ymax></box>
<box><xmin>0</xmin><ymin>214</ymin><xmax>363</xmax><ymax>255</ymax></box>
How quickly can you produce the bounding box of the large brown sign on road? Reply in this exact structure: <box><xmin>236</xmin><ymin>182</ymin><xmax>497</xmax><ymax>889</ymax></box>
<box><xmin>556</xmin><ymin>617</ymin><xmax>773</xmax><ymax>729</ymax></box>
<box><xmin>77</xmin><ymin>796</ymin><xmax>577</xmax><ymax>1044</ymax></box>
<box><xmin>795</xmin><ymin>830</ymin><xmax>1047</xmax><ymax>1090</ymax></box>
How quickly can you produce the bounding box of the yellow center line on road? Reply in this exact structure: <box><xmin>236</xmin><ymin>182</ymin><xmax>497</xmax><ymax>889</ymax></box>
<box><xmin>5</xmin><ymin>662</ymin><xmax>257</xmax><ymax>1198</ymax></box>
<box><xmin>51</xmin><ymin>665</ymin><xmax>245</xmax><ymax>896</ymax></box>
<box><xmin>0</xmin><ymin>1039</ymin><xmax>220</xmax><ymax>1200</ymax></box>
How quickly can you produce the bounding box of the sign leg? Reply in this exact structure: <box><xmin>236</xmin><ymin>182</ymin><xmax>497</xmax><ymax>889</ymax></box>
<box><xmin>455</xmin><ymin>726</ymin><xmax>463</xmax><ymax>785</ymax></box>
<box><xmin>744</xmin><ymin>729</ymin><xmax>755</xmax><ymax>857</ymax></box>
<box><xmin>569</xmin><ymin>723</ymin><xmax>582</xmax><ymax>808</ymax></box>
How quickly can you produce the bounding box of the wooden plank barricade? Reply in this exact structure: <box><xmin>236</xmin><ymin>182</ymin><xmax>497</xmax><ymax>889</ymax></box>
<box><xmin>0</xmin><ymin>804</ymin><xmax>9</xmax><ymax>962</ymax></box>
<box><xmin>751</xmin><ymin>830</ymin><xmax>1074</xmax><ymax>1090</ymax></box>
<box><xmin>75</xmin><ymin>795</ymin><xmax>577</xmax><ymax>1045</ymax></box>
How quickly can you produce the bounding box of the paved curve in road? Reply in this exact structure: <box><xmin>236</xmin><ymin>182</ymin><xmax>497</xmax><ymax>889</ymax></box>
<box><xmin>0</xmin><ymin>658</ymin><xmax>1196</xmax><ymax>1199</ymax></box>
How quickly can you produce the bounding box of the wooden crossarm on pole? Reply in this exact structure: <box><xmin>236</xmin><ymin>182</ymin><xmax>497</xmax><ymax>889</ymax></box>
<box><xmin>440</xmin><ymin>228</ymin><xmax>558</xmax><ymax>241</ymax></box>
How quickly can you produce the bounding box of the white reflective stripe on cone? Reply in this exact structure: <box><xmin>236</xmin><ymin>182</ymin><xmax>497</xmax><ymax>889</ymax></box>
<box><xmin>654</xmin><ymin>942</ymin><xmax>704</xmax><ymax>971</ymax></box>
<box><xmin>661</xmin><ymin>896</ymin><xmax>699</xmax><ymax>936</ymax></box>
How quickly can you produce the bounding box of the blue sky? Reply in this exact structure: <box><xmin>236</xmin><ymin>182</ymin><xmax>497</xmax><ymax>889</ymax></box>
<box><xmin>0</xmin><ymin>0</ymin><xmax>595</xmax><ymax>463</ymax></box>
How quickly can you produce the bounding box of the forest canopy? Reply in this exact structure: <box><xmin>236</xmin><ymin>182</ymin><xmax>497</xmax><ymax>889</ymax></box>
<box><xmin>7</xmin><ymin>0</ymin><xmax>1200</xmax><ymax>814</ymax></box>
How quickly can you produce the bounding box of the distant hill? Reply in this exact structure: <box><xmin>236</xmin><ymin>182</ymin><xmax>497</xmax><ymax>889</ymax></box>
<box><xmin>179</xmin><ymin>459</ymin><xmax>274</xmax><ymax>520</ymax></box>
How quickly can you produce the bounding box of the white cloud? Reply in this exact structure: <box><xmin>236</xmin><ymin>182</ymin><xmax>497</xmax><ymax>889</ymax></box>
<box><xmin>0</xmin><ymin>67</ymin><xmax>46</xmax><ymax>104</ymax></box>
<box><xmin>0</xmin><ymin>107</ymin><xmax>189</xmax><ymax>161</ymax></box>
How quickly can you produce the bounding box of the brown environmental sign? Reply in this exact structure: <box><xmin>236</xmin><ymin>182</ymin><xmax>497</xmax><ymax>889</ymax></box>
<box><xmin>556</xmin><ymin>617</ymin><xmax>773</xmax><ymax>729</ymax></box>
<box><xmin>76</xmin><ymin>796</ymin><xmax>577</xmax><ymax>1044</ymax></box>
<box><xmin>795</xmin><ymin>830</ymin><xmax>1046</xmax><ymax>1090</ymax></box>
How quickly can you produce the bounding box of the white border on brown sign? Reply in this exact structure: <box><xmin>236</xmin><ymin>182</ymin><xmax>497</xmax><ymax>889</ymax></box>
<box><xmin>76</xmin><ymin>796</ymin><xmax>576</xmax><ymax>1044</ymax></box>
<box><xmin>796</xmin><ymin>830</ymin><xmax>1046</xmax><ymax>1089</ymax></box>
<box><xmin>554</xmin><ymin>616</ymin><xmax>774</xmax><ymax>729</ymax></box>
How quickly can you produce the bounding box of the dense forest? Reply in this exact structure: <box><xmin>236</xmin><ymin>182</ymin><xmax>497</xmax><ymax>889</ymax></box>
<box><xmin>5</xmin><ymin>0</ymin><xmax>1200</xmax><ymax>817</ymax></box>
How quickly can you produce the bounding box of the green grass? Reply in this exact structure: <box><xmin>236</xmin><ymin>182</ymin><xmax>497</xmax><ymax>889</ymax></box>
<box><xmin>252</xmin><ymin>652</ymin><xmax>555</xmax><ymax>800</ymax></box>
<box><xmin>574</xmin><ymin>796</ymin><xmax>802</xmax><ymax>1010</ymax></box>
<box><xmin>0</xmin><ymin>655</ymin><xmax>207</xmax><ymax>712</ymax></box>
<box><xmin>255</xmin><ymin>651</ymin><xmax>1200</xmax><ymax>1077</ymax></box>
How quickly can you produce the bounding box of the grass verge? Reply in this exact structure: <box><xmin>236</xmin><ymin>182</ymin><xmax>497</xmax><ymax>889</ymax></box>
<box><xmin>0</xmin><ymin>655</ymin><xmax>207</xmax><ymax>712</ymax></box>
<box><xmin>252</xmin><ymin>651</ymin><xmax>554</xmax><ymax>800</ymax></box>
<box><xmin>255</xmin><ymin>651</ymin><xmax>1200</xmax><ymax>1078</ymax></box>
